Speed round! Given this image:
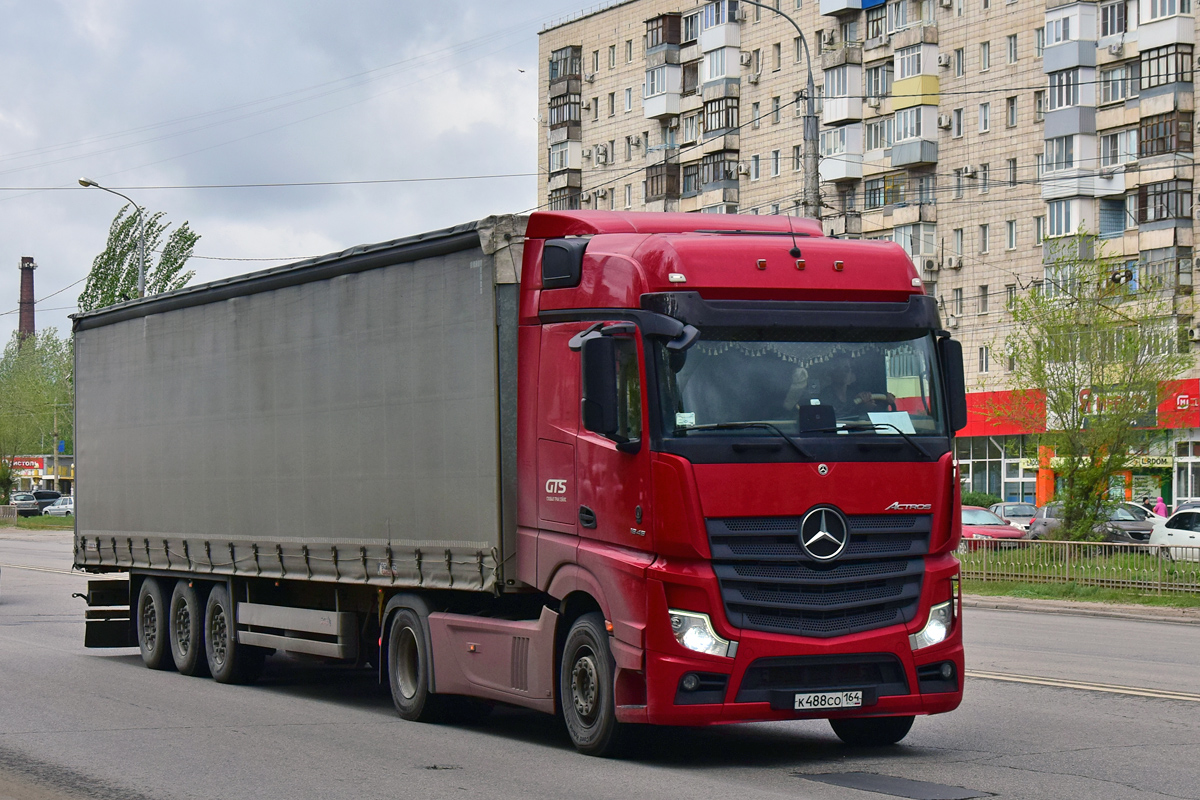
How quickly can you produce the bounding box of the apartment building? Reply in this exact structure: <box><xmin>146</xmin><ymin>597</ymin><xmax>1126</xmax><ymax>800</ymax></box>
<box><xmin>539</xmin><ymin>0</ymin><xmax>1200</xmax><ymax>507</ymax></box>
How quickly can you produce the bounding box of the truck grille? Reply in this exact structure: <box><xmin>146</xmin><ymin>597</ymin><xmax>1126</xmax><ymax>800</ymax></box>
<box><xmin>708</xmin><ymin>514</ymin><xmax>931</xmax><ymax>639</ymax></box>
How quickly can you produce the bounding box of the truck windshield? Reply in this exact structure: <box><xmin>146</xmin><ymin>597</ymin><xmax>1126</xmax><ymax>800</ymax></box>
<box><xmin>654</xmin><ymin>328</ymin><xmax>947</xmax><ymax>439</ymax></box>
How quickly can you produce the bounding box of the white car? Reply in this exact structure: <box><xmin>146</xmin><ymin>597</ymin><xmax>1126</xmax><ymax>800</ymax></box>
<box><xmin>1120</xmin><ymin>501</ymin><xmax>1167</xmax><ymax>537</ymax></box>
<box><xmin>1149</xmin><ymin>510</ymin><xmax>1200</xmax><ymax>562</ymax></box>
<box><xmin>42</xmin><ymin>496</ymin><xmax>74</xmax><ymax>516</ymax></box>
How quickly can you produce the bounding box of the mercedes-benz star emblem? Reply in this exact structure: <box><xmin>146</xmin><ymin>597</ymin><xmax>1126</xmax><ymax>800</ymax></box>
<box><xmin>799</xmin><ymin>507</ymin><xmax>850</xmax><ymax>561</ymax></box>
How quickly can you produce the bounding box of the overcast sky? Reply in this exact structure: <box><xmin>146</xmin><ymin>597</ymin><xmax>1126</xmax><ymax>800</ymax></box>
<box><xmin>0</xmin><ymin>0</ymin><xmax>591</xmax><ymax>340</ymax></box>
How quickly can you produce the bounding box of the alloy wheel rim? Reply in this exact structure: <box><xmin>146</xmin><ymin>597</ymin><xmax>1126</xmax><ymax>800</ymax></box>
<box><xmin>571</xmin><ymin>649</ymin><xmax>599</xmax><ymax>722</ymax></box>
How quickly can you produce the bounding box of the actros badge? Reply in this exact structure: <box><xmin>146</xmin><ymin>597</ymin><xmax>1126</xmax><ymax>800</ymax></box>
<box><xmin>885</xmin><ymin>501</ymin><xmax>932</xmax><ymax>511</ymax></box>
<box><xmin>799</xmin><ymin>506</ymin><xmax>850</xmax><ymax>561</ymax></box>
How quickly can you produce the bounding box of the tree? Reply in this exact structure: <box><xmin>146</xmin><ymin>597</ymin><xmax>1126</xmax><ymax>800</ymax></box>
<box><xmin>0</xmin><ymin>330</ymin><xmax>73</xmax><ymax>503</ymax></box>
<box><xmin>77</xmin><ymin>205</ymin><xmax>199</xmax><ymax>313</ymax></box>
<box><xmin>987</xmin><ymin>230</ymin><xmax>1192</xmax><ymax>540</ymax></box>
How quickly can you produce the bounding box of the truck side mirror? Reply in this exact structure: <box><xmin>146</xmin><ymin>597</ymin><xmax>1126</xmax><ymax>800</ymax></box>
<box><xmin>938</xmin><ymin>337</ymin><xmax>968</xmax><ymax>432</ymax></box>
<box><xmin>581</xmin><ymin>336</ymin><xmax>620</xmax><ymax>437</ymax></box>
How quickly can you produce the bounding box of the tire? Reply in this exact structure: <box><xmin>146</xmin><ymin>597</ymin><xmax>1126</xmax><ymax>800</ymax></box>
<box><xmin>829</xmin><ymin>715</ymin><xmax>915</xmax><ymax>747</ymax></box>
<box><xmin>136</xmin><ymin>577</ymin><xmax>175</xmax><ymax>671</ymax></box>
<box><xmin>169</xmin><ymin>580</ymin><xmax>210</xmax><ymax>677</ymax></box>
<box><xmin>560</xmin><ymin>612</ymin><xmax>624</xmax><ymax>757</ymax></box>
<box><xmin>204</xmin><ymin>583</ymin><xmax>264</xmax><ymax>684</ymax></box>
<box><xmin>388</xmin><ymin>608</ymin><xmax>451</xmax><ymax>722</ymax></box>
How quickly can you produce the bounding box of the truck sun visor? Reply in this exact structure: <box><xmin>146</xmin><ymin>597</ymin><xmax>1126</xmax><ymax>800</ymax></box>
<box><xmin>541</xmin><ymin>238</ymin><xmax>589</xmax><ymax>289</ymax></box>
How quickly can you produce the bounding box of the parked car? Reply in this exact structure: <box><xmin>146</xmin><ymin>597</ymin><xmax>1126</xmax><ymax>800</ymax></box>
<box><xmin>960</xmin><ymin>506</ymin><xmax>1027</xmax><ymax>551</ymax></box>
<box><xmin>1028</xmin><ymin>502</ymin><xmax>1154</xmax><ymax>543</ymax></box>
<box><xmin>1119</xmin><ymin>502</ymin><xmax>1168</xmax><ymax>538</ymax></box>
<box><xmin>42</xmin><ymin>496</ymin><xmax>74</xmax><ymax>516</ymax></box>
<box><xmin>988</xmin><ymin>502</ymin><xmax>1037</xmax><ymax>530</ymax></box>
<box><xmin>1174</xmin><ymin>500</ymin><xmax>1200</xmax><ymax>515</ymax></box>
<box><xmin>10</xmin><ymin>492</ymin><xmax>40</xmax><ymax>516</ymax></box>
<box><xmin>1149</xmin><ymin>511</ymin><xmax>1200</xmax><ymax>562</ymax></box>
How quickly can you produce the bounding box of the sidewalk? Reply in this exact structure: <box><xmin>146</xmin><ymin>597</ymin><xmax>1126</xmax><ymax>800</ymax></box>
<box><xmin>964</xmin><ymin>594</ymin><xmax>1200</xmax><ymax>625</ymax></box>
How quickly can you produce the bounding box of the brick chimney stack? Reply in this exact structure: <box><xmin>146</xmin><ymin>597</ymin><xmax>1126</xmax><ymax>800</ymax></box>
<box><xmin>18</xmin><ymin>256</ymin><xmax>36</xmax><ymax>340</ymax></box>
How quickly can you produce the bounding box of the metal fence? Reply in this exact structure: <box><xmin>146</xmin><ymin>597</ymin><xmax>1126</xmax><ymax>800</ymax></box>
<box><xmin>957</xmin><ymin>539</ymin><xmax>1200</xmax><ymax>595</ymax></box>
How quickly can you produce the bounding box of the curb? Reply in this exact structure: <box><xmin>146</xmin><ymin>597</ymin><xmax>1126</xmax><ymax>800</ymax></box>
<box><xmin>964</xmin><ymin>594</ymin><xmax>1200</xmax><ymax>626</ymax></box>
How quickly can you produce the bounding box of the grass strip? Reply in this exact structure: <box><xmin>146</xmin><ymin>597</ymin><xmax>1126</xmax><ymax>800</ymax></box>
<box><xmin>8</xmin><ymin>515</ymin><xmax>74</xmax><ymax>531</ymax></box>
<box><xmin>964</xmin><ymin>578</ymin><xmax>1200</xmax><ymax>608</ymax></box>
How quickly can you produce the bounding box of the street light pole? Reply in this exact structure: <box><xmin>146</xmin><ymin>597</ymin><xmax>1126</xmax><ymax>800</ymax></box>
<box><xmin>737</xmin><ymin>1</ymin><xmax>821</xmax><ymax>222</ymax></box>
<box><xmin>79</xmin><ymin>178</ymin><xmax>146</xmax><ymax>299</ymax></box>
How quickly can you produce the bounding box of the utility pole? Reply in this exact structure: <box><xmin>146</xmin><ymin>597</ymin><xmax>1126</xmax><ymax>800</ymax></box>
<box><xmin>739</xmin><ymin>1</ymin><xmax>820</xmax><ymax>221</ymax></box>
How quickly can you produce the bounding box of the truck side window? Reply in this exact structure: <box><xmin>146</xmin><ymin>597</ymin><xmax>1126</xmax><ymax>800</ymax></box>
<box><xmin>614</xmin><ymin>337</ymin><xmax>642</xmax><ymax>443</ymax></box>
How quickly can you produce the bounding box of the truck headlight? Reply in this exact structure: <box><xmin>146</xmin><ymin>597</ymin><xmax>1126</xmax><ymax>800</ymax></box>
<box><xmin>908</xmin><ymin>601</ymin><xmax>953</xmax><ymax>650</ymax></box>
<box><xmin>669</xmin><ymin>609</ymin><xmax>737</xmax><ymax>658</ymax></box>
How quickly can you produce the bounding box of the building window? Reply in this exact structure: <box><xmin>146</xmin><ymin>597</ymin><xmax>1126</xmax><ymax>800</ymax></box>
<box><xmin>1034</xmin><ymin>90</ymin><xmax>1045</xmax><ymax>121</ymax></box>
<box><xmin>1006</xmin><ymin>284</ymin><xmax>1017</xmax><ymax>308</ymax></box>
<box><xmin>773</xmin><ymin>43</ymin><xmax>782</xmax><ymax>71</ymax></box>
<box><xmin>548</xmin><ymin>187</ymin><xmax>580</xmax><ymax>211</ymax></box>
<box><xmin>1008</xmin><ymin>34</ymin><xmax>1018</xmax><ymax>63</ymax></box>
<box><xmin>1048</xmin><ymin>199</ymin><xmax>1072</xmax><ymax>236</ymax></box>
<box><xmin>865</xmin><ymin>62</ymin><xmax>894</xmax><ymax>99</ymax></box>
<box><xmin>682</xmin><ymin>162</ymin><xmax>700</xmax><ymax>194</ymax></box>
<box><xmin>646</xmin><ymin>162</ymin><xmax>681</xmax><ymax>200</ymax></box>
<box><xmin>1100</xmin><ymin>0</ymin><xmax>1127</xmax><ymax>35</ymax></box>
<box><xmin>1147</xmin><ymin>0</ymin><xmax>1192</xmax><ymax>20</ymax></box>
<box><xmin>751</xmin><ymin>101</ymin><xmax>761</xmax><ymax>128</ymax></box>
<box><xmin>866</xmin><ymin>6</ymin><xmax>886</xmax><ymax>39</ymax></box>
<box><xmin>954</xmin><ymin>48</ymin><xmax>964</xmax><ymax>77</ymax></box>
<box><xmin>771</xmin><ymin>96</ymin><xmax>781</xmax><ymax>123</ymax></box>
<box><xmin>887</xmin><ymin>0</ymin><xmax>910</xmax><ymax>33</ymax></box>
<box><xmin>646</xmin><ymin>66</ymin><xmax>667</xmax><ymax>97</ymax></box>
<box><xmin>548</xmin><ymin>93</ymin><xmax>582</xmax><ymax>128</ymax></box>
<box><xmin>954</xmin><ymin>228</ymin><xmax>964</xmax><ymax>255</ymax></box>
<box><xmin>866</xmin><ymin>117</ymin><xmax>895</xmax><ymax>150</ymax></box>
<box><xmin>793</xmin><ymin>144</ymin><xmax>802</xmax><ymax>170</ymax></box>
<box><xmin>1048</xmin><ymin>69</ymin><xmax>1080</xmax><ymax>110</ymax></box>
<box><xmin>1045</xmin><ymin>135</ymin><xmax>1074</xmax><ymax>171</ymax></box>
<box><xmin>549</xmin><ymin>47</ymin><xmax>582</xmax><ymax>81</ymax></box>
<box><xmin>1006</xmin><ymin>96</ymin><xmax>1017</xmax><ymax>127</ymax></box>
<box><xmin>1046</xmin><ymin>16</ymin><xmax>1071</xmax><ymax>45</ymax></box>
<box><xmin>895</xmin><ymin>106</ymin><xmax>923</xmax><ymax>141</ymax></box>
<box><xmin>549</xmin><ymin>142</ymin><xmax>570</xmax><ymax>173</ymax></box>
<box><xmin>1006</xmin><ymin>220</ymin><xmax>1017</xmax><ymax>249</ymax></box>
<box><xmin>1100</xmin><ymin>62</ymin><xmax>1140</xmax><ymax>103</ymax></box>
<box><xmin>894</xmin><ymin>223</ymin><xmax>936</xmax><ymax>258</ymax></box>
<box><xmin>820</xmin><ymin>127</ymin><xmax>849</xmax><ymax>159</ymax></box>
<box><xmin>682</xmin><ymin>12</ymin><xmax>700</xmax><ymax>44</ymax></box>
<box><xmin>1141</xmin><ymin>44</ymin><xmax>1194</xmax><ymax>90</ymax></box>
<box><xmin>703</xmin><ymin>97</ymin><xmax>739</xmax><ymax>132</ymax></box>
<box><xmin>1035</xmin><ymin>215</ymin><xmax>1046</xmax><ymax>244</ymax></box>
<box><xmin>952</xmin><ymin>108</ymin><xmax>964</xmax><ymax>137</ymax></box>
<box><xmin>681</xmin><ymin>112</ymin><xmax>701</xmax><ymax>143</ymax></box>
<box><xmin>979</xmin><ymin>346</ymin><xmax>990</xmax><ymax>373</ymax></box>
<box><xmin>646</xmin><ymin>15</ymin><xmax>682</xmax><ymax>48</ymax></box>
<box><xmin>896</xmin><ymin>45</ymin><xmax>922</xmax><ymax>80</ymax></box>
<box><xmin>700</xmin><ymin>150</ymin><xmax>738</xmax><ymax>185</ymax></box>
<box><xmin>750</xmin><ymin>154</ymin><xmax>761</xmax><ymax>180</ymax></box>
<box><xmin>954</xmin><ymin>169</ymin><xmax>964</xmax><ymax>198</ymax></box>
<box><xmin>705</xmin><ymin>48</ymin><xmax>727</xmax><ymax>81</ymax></box>
<box><xmin>1035</xmin><ymin>153</ymin><xmax>1045</xmax><ymax>179</ymax></box>
<box><xmin>607</xmin><ymin>92</ymin><xmax>615</xmax><ymax>117</ymax></box>
<box><xmin>1035</xmin><ymin>27</ymin><xmax>1045</xmax><ymax>57</ymax></box>
<box><xmin>980</xmin><ymin>223</ymin><xmax>990</xmax><ymax>252</ymax></box>
<box><xmin>826</xmin><ymin>66</ymin><xmax>849</xmax><ymax>98</ymax></box>
<box><xmin>1099</xmin><ymin>197</ymin><xmax>1127</xmax><ymax>238</ymax></box>
<box><xmin>1138</xmin><ymin>180</ymin><xmax>1193</xmax><ymax>222</ymax></box>
<box><xmin>864</xmin><ymin>174</ymin><xmax>907</xmax><ymax>208</ymax></box>
<box><xmin>683</xmin><ymin>62</ymin><xmax>699</xmax><ymax>95</ymax></box>
<box><xmin>980</xmin><ymin>41</ymin><xmax>990</xmax><ymax>71</ymax></box>
<box><xmin>608</xmin><ymin>45</ymin><xmax>617</xmax><ymax>69</ymax></box>
<box><xmin>979</xmin><ymin>285</ymin><xmax>990</xmax><ymax>314</ymax></box>
<box><xmin>624</xmin><ymin>184</ymin><xmax>632</xmax><ymax>208</ymax></box>
<box><xmin>1139</xmin><ymin>112</ymin><xmax>1194</xmax><ymax>157</ymax></box>
<box><xmin>626</xmin><ymin>40</ymin><xmax>633</xmax><ymax>63</ymax></box>
<box><xmin>979</xmin><ymin>103</ymin><xmax>991</xmax><ymax>132</ymax></box>
<box><xmin>771</xmin><ymin>149</ymin><xmax>781</xmax><ymax>176</ymax></box>
<box><xmin>953</xmin><ymin>288</ymin><xmax>964</xmax><ymax>315</ymax></box>
<box><xmin>624</xmin><ymin>88</ymin><xmax>633</xmax><ymax>111</ymax></box>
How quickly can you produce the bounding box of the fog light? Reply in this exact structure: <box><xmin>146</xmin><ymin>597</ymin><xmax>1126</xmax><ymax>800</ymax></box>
<box><xmin>909</xmin><ymin>601</ymin><xmax>953</xmax><ymax>650</ymax></box>
<box><xmin>681</xmin><ymin>673</ymin><xmax>701</xmax><ymax>692</ymax></box>
<box><xmin>668</xmin><ymin>609</ymin><xmax>737</xmax><ymax>658</ymax></box>
<box><xmin>941</xmin><ymin>662</ymin><xmax>953</xmax><ymax>679</ymax></box>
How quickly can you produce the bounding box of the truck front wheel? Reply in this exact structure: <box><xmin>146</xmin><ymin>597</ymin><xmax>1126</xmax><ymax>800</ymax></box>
<box><xmin>829</xmin><ymin>715</ymin><xmax>915</xmax><ymax>746</ymax></box>
<box><xmin>560</xmin><ymin>612</ymin><xmax>623</xmax><ymax>757</ymax></box>
<box><xmin>136</xmin><ymin>577</ymin><xmax>175</xmax><ymax>671</ymax></box>
<box><xmin>388</xmin><ymin>608</ymin><xmax>446</xmax><ymax>722</ymax></box>
<box><xmin>204</xmin><ymin>584</ymin><xmax>264</xmax><ymax>684</ymax></box>
<box><xmin>169</xmin><ymin>580</ymin><xmax>210</xmax><ymax>677</ymax></box>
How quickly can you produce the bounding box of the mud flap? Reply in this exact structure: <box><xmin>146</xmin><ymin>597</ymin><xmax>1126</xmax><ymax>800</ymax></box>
<box><xmin>79</xmin><ymin>579</ymin><xmax>134</xmax><ymax>648</ymax></box>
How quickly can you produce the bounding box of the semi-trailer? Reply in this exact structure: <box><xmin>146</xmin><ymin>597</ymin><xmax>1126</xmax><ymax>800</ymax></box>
<box><xmin>74</xmin><ymin>210</ymin><xmax>966</xmax><ymax>756</ymax></box>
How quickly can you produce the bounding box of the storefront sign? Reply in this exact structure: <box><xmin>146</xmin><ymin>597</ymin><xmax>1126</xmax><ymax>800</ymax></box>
<box><xmin>1018</xmin><ymin>455</ymin><xmax>1171</xmax><ymax>471</ymax></box>
<box><xmin>7</xmin><ymin>457</ymin><xmax>43</xmax><ymax>476</ymax></box>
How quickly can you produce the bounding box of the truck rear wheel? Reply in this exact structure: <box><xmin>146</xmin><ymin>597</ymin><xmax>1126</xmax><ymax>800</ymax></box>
<box><xmin>829</xmin><ymin>715</ymin><xmax>915</xmax><ymax>746</ymax></box>
<box><xmin>136</xmin><ymin>577</ymin><xmax>175</xmax><ymax>671</ymax></box>
<box><xmin>560</xmin><ymin>612</ymin><xmax>623</xmax><ymax>757</ymax></box>
<box><xmin>204</xmin><ymin>584</ymin><xmax>264</xmax><ymax>684</ymax></box>
<box><xmin>169</xmin><ymin>580</ymin><xmax>210</xmax><ymax>677</ymax></box>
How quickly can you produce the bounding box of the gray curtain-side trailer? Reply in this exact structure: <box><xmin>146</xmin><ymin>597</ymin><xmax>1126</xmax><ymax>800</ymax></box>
<box><xmin>73</xmin><ymin>215</ymin><xmax>526</xmax><ymax>664</ymax></box>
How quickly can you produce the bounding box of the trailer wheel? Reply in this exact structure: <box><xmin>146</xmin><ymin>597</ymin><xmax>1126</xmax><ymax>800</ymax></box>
<box><xmin>136</xmin><ymin>577</ymin><xmax>175</xmax><ymax>671</ymax></box>
<box><xmin>388</xmin><ymin>608</ymin><xmax>448</xmax><ymax>722</ymax></box>
<box><xmin>204</xmin><ymin>584</ymin><xmax>264</xmax><ymax>685</ymax></box>
<box><xmin>829</xmin><ymin>715</ymin><xmax>915</xmax><ymax>746</ymax></box>
<box><xmin>560</xmin><ymin>612</ymin><xmax>623</xmax><ymax>757</ymax></box>
<box><xmin>169</xmin><ymin>580</ymin><xmax>210</xmax><ymax>677</ymax></box>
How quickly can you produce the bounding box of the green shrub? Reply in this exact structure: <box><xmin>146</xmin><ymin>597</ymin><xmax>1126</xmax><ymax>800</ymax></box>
<box><xmin>962</xmin><ymin>491</ymin><xmax>1002</xmax><ymax>508</ymax></box>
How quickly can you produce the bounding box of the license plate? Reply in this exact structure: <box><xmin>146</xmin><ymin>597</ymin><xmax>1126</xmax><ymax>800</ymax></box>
<box><xmin>794</xmin><ymin>691</ymin><xmax>863</xmax><ymax>711</ymax></box>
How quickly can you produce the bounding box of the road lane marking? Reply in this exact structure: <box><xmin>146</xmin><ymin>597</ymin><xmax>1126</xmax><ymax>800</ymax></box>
<box><xmin>0</xmin><ymin>562</ymin><xmax>85</xmax><ymax>577</ymax></box>
<box><xmin>966</xmin><ymin>669</ymin><xmax>1200</xmax><ymax>702</ymax></box>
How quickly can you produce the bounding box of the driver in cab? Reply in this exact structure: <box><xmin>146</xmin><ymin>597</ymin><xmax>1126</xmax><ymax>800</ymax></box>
<box><xmin>820</xmin><ymin>358</ymin><xmax>894</xmax><ymax>416</ymax></box>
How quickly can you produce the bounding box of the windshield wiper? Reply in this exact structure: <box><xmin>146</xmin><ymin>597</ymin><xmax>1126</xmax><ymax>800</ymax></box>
<box><xmin>677</xmin><ymin>422</ymin><xmax>813</xmax><ymax>460</ymax></box>
<box><xmin>800</xmin><ymin>422</ymin><xmax>935</xmax><ymax>461</ymax></box>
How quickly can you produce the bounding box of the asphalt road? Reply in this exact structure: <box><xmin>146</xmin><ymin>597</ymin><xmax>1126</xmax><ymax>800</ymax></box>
<box><xmin>2</xmin><ymin>528</ymin><xmax>1198</xmax><ymax>800</ymax></box>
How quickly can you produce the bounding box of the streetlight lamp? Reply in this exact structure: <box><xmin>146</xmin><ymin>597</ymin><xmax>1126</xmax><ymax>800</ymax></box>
<box><xmin>736</xmin><ymin>1</ymin><xmax>820</xmax><ymax>222</ymax></box>
<box><xmin>79</xmin><ymin>177</ymin><xmax>146</xmax><ymax>299</ymax></box>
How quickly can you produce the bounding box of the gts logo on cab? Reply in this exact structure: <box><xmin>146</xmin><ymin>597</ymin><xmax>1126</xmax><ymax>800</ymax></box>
<box><xmin>545</xmin><ymin>479</ymin><xmax>568</xmax><ymax>502</ymax></box>
<box><xmin>886</xmin><ymin>501</ymin><xmax>932</xmax><ymax>511</ymax></box>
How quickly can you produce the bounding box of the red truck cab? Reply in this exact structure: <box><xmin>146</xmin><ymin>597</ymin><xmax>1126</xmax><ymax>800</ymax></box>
<box><xmin>513</xmin><ymin>211</ymin><xmax>965</xmax><ymax>753</ymax></box>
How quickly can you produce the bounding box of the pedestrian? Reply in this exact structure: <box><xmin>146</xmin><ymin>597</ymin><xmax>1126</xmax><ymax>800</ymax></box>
<box><xmin>1154</xmin><ymin>496</ymin><xmax>1167</xmax><ymax>517</ymax></box>
<box><xmin>1142</xmin><ymin>496</ymin><xmax>1154</xmax><ymax>513</ymax></box>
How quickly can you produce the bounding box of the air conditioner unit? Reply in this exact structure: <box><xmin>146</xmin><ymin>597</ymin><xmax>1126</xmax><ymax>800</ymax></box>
<box><xmin>747</xmin><ymin>72</ymin><xmax>760</xmax><ymax>84</ymax></box>
<box><xmin>1189</xmin><ymin>327</ymin><xmax>1200</xmax><ymax>342</ymax></box>
<box><xmin>937</xmin><ymin>53</ymin><xmax>952</xmax><ymax>67</ymax></box>
<box><xmin>631</xmin><ymin>135</ymin><xmax>642</xmax><ymax>147</ymax></box>
<box><xmin>961</xmin><ymin>165</ymin><xmax>977</xmax><ymax>178</ymax></box>
<box><xmin>740</xmin><ymin>51</ymin><xmax>753</xmax><ymax>66</ymax></box>
<box><xmin>585</xmin><ymin>72</ymin><xmax>596</xmax><ymax>83</ymax></box>
<box><xmin>940</xmin><ymin>0</ymin><xmax>953</xmax><ymax>7</ymax></box>
<box><xmin>581</xmin><ymin>100</ymin><xmax>592</xmax><ymax>111</ymax></box>
<box><xmin>820</xmin><ymin>30</ymin><xmax>836</xmax><ymax>47</ymax></box>
<box><xmin>582</xmin><ymin>147</ymin><xmax>592</xmax><ymax>158</ymax></box>
<box><xmin>947</xmin><ymin>316</ymin><xmax>960</xmax><ymax>329</ymax></box>
<box><xmin>866</xmin><ymin>96</ymin><xmax>881</xmax><ymax>108</ymax></box>
<box><xmin>595</xmin><ymin>188</ymin><xmax>608</xmax><ymax>198</ymax></box>
<box><xmin>595</xmin><ymin>145</ymin><xmax>608</xmax><ymax>164</ymax></box>
<box><xmin>923</xmin><ymin>258</ymin><xmax>939</xmax><ymax>272</ymax></box>
<box><xmin>1107</xmin><ymin>44</ymin><xmax>1123</xmax><ymax>57</ymax></box>
<box><xmin>736</xmin><ymin>7</ymin><xmax>749</xmax><ymax>21</ymax></box>
<box><xmin>667</xmin><ymin>117</ymin><xmax>679</xmax><ymax>129</ymax></box>
<box><xmin>1099</xmin><ymin>165</ymin><xmax>1117</xmax><ymax>177</ymax></box>
<box><xmin>947</xmin><ymin>256</ymin><xmax>963</xmax><ymax>269</ymax></box>
<box><xmin>737</xmin><ymin>162</ymin><xmax>751</xmax><ymax>175</ymax></box>
<box><xmin>937</xmin><ymin>113</ymin><xmax>952</xmax><ymax>129</ymax></box>
<box><xmin>581</xmin><ymin>191</ymin><xmax>592</xmax><ymax>202</ymax></box>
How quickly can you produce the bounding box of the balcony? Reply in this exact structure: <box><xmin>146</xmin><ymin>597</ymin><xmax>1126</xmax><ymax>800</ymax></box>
<box><xmin>824</xmin><ymin>96</ymin><xmax>863</xmax><ymax>124</ymax></box>
<box><xmin>644</xmin><ymin>93</ymin><xmax>681</xmax><ymax>119</ymax></box>
<box><xmin>819</xmin><ymin>0</ymin><xmax>862</xmax><ymax>14</ymax></box>
<box><xmin>825</xmin><ymin>212</ymin><xmax>863</xmax><ymax>237</ymax></box>
<box><xmin>890</xmin><ymin>139</ymin><xmax>938</xmax><ymax>167</ymax></box>
<box><xmin>699</xmin><ymin>23</ymin><xmax>739</xmax><ymax>52</ymax></box>
<box><xmin>820</xmin><ymin>152</ymin><xmax>863</xmax><ymax>182</ymax></box>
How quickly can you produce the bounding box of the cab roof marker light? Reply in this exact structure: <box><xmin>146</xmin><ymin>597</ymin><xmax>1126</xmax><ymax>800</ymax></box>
<box><xmin>668</xmin><ymin>273</ymin><xmax>687</xmax><ymax>283</ymax></box>
<box><xmin>756</xmin><ymin>259</ymin><xmax>767</xmax><ymax>271</ymax></box>
<box><xmin>834</xmin><ymin>260</ymin><xmax>845</xmax><ymax>272</ymax></box>
<box><xmin>796</xmin><ymin>259</ymin><xmax>806</xmax><ymax>270</ymax></box>
<box><xmin>912</xmin><ymin>278</ymin><xmax>922</xmax><ymax>287</ymax></box>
